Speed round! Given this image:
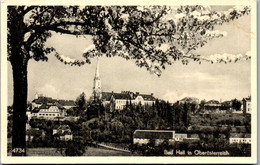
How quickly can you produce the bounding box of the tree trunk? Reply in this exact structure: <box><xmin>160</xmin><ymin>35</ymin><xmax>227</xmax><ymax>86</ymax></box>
<box><xmin>11</xmin><ymin>57</ymin><xmax>28</xmax><ymax>156</ymax></box>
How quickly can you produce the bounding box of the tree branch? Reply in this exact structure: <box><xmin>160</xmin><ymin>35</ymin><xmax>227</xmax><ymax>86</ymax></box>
<box><xmin>20</xmin><ymin>6</ymin><xmax>36</xmax><ymax>16</ymax></box>
<box><xmin>28</xmin><ymin>21</ymin><xmax>87</xmax><ymax>31</ymax></box>
<box><xmin>48</xmin><ymin>27</ymin><xmax>82</xmax><ymax>35</ymax></box>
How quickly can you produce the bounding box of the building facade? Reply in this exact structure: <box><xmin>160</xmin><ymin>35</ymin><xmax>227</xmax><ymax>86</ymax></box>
<box><xmin>31</xmin><ymin>103</ymin><xmax>66</xmax><ymax>119</ymax></box>
<box><xmin>133</xmin><ymin>130</ymin><xmax>199</xmax><ymax>146</ymax></box>
<box><xmin>103</xmin><ymin>91</ymin><xmax>155</xmax><ymax>111</ymax></box>
<box><xmin>30</xmin><ymin>95</ymin><xmax>75</xmax><ymax>119</ymax></box>
<box><xmin>53</xmin><ymin>125</ymin><xmax>73</xmax><ymax>141</ymax></box>
<box><xmin>133</xmin><ymin>130</ymin><xmax>176</xmax><ymax>146</ymax></box>
<box><xmin>242</xmin><ymin>96</ymin><xmax>251</xmax><ymax>114</ymax></box>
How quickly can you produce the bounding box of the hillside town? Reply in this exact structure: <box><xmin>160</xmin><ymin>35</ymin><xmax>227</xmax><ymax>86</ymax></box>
<box><xmin>7</xmin><ymin>59</ymin><xmax>251</xmax><ymax>156</ymax></box>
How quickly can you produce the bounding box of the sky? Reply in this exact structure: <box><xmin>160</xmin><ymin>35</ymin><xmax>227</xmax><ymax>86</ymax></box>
<box><xmin>7</xmin><ymin>6</ymin><xmax>252</xmax><ymax>105</ymax></box>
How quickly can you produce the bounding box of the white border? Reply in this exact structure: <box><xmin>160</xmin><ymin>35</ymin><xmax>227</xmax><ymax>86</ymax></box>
<box><xmin>1</xmin><ymin>0</ymin><xmax>257</xmax><ymax>164</ymax></box>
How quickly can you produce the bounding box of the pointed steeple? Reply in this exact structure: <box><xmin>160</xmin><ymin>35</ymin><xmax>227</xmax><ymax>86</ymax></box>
<box><xmin>35</xmin><ymin>91</ymin><xmax>38</xmax><ymax>100</ymax></box>
<box><xmin>92</xmin><ymin>58</ymin><xmax>102</xmax><ymax>101</ymax></box>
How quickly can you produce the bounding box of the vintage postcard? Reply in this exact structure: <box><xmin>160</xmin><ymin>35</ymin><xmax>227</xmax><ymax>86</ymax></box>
<box><xmin>1</xmin><ymin>0</ymin><xmax>257</xmax><ymax>164</ymax></box>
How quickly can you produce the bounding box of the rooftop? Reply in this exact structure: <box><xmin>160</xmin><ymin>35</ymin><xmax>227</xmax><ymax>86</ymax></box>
<box><xmin>101</xmin><ymin>92</ymin><xmax>114</xmax><ymax>101</ymax></box>
<box><xmin>243</xmin><ymin>96</ymin><xmax>251</xmax><ymax>102</ymax></box>
<box><xmin>112</xmin><ymin>93</ymin><xmax>132</xmax><ymax>100</ymax></box>
<box><xmin>137</xmin><ymin>94</ymin><xmax>156</xmax><ymax>101</ymax></box>
<box><xmin>32</xmin><ymin>96</ymin><xmax>75</xmax><ymax>106</ymax></box>
<box><xmin>102</xmin><ymin>91</ymin><xmax>155</xmax><ymax>101</ymax></box>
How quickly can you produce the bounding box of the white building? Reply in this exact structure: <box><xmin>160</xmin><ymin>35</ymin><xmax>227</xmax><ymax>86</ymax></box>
<box><xmin>229</xmin><ymin>133</ymin><xmax>251</xmax><ymax>144</ymax></box>
<box><xmin>174</xmin><ymin>133</ymin><xmax>187</xmax><ymax>142</ymax></box>
<box><xmin>133</xmin><ymin>130</ymin><xmax>176</xmax><ymax>146</ymax></box>
<box><xmin>242</xmin><ymin>96</ymin><xmax>251</xmax><ymax>114</ymax></box>
<box><xmin>53</xmin><ymin>125</ymin><xmax>73</xmax><ymax>141</ymax></box>
<box><xmin>31</xmin><ymin>103</ymin><xmax>66</xmax><ymax>119</ymax></box>
<box><xmin>133</xmin><ymin>130</ymin><xmax>197</xmax><ymax>145</ymax></box>
<box><xmin>108</xmin><ymin>91</ymin><xmax>155</xmax><ymax>111</ymax></box>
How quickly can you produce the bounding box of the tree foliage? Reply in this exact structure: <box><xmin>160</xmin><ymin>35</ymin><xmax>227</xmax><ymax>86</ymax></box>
<box><xmin>75</xmin><ymin>92</ymin><xmax>87</xmax><ymax>110</ymax></box>
<box><xmin>231</xmin><ymin>99</ymin><xmax>242</xmax><ymax>111</ymax></box>
<box><xmin>8</xmin><ymin>6</ymin><xmax>251</xmax><ymax>76</ymax></box>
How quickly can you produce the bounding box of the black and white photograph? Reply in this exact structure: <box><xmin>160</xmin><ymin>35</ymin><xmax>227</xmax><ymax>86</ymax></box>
<box><xmin>1</xmin><ymin>0</ymin><xmax>257</xmax><ymax>164</ymax></box>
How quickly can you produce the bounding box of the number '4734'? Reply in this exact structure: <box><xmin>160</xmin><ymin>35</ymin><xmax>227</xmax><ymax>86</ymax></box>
<box><xmin>12</xmin><ymin>148</ymin><xmax>25</xmax><ymax>154</ymax></box>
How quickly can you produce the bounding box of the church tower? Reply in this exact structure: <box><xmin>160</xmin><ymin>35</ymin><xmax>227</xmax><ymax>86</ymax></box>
<box><xmin>92</xmin><ymin>58</ymin><xmax>102</xmax><ymax>101</ymax></box>
<box><xmin>35</xmin><ymin>92</ymin><xmax>38</xmax><ymax>100</ymax></box>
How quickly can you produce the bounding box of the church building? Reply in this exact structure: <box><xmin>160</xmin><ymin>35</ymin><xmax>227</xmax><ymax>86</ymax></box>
<box><xmin>91</xmin><ymin>58</ymin><xmax>156</xmax><ymax>111</ymax></box>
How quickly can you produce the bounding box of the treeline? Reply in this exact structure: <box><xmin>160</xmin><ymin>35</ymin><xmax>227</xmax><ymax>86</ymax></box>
<box><xmin>82</xmin><ymin>100</ymin><xmax>197</xmax><ymax>144</ymax></box>
<box><xmin>189</xmin><ymin>113</ymin><xmax>251</xmax><ymax>133</ymax></box>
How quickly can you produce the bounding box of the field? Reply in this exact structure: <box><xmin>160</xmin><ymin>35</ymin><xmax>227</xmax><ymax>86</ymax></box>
<box><xmin>8</xmin><ymin>146</ymin><xmax>136</xmax><ymax>156</ymax></box>
<box><xmin>27</xmin><ymin>147</ymin><xmax>62</xmax><ymax>156</ymax></box>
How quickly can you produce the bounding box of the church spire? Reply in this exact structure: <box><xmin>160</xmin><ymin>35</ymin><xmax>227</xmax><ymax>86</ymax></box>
<box><xmin>92</xmin><ymin>58</ymin><xmax>102</xmax><ymax>101</ymax></box>
<box><xmin>35</xmin><ymin>91</ymin><xmax>38</xmax><ymax>100</ymax></box>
